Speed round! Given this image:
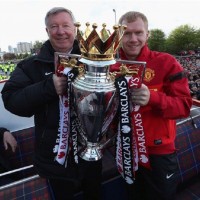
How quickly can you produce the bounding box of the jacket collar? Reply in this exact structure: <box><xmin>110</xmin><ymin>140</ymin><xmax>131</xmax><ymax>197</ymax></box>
<box><xmin>119</xmin><ymin>44</ymin><xmax>151</xmax><ymax>62</ymax></box>
<box><xmin>36</xmin><ymin>40</ymin><xmax>81</xmax><ymax>63</ymax></box>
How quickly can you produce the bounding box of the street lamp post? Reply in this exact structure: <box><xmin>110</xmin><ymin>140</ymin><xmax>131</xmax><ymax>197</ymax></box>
<box><xmin>113</xmin><ymin>9</ymin><xmax>119</xmax><ymax>58</ymax></box>
<box><xmin>113</xmin><ymin>9</ymin><xmax>116</xmax><ymax>24</ymax></box>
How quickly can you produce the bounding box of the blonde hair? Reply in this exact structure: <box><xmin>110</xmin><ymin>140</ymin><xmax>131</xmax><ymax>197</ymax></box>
<box><xmin>119</xmin><ymin>11</ymin><xmax>148</xmax><ymax>30</ymax></box>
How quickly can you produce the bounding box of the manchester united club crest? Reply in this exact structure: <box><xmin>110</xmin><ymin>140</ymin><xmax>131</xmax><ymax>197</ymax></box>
<box><xmin>143</xmin><ymin>68</ymin><xmax>155</xmax><ymax>82</ymax></box>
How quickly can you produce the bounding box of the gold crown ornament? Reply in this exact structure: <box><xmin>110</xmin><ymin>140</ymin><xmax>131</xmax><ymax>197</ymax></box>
<box><xmin>75</xmin><ymin>22</ymin><xmax>126</xmax><ymax>62</ymax></box>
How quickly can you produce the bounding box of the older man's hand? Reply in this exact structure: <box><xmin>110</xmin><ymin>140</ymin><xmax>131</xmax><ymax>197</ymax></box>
<box><xmin>53</xmin><ymin>74</ymin><xmax>67</xmax><ymax>95</ymax></box>
<box><xmin>3</xmin><ymin>131</ymin><xmax>17</xmax><ymax>152</ymax></box>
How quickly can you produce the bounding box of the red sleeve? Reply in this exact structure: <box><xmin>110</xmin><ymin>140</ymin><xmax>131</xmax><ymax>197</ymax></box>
<box><xmin>149</xmin><ymin>63</ymin><xmax>192</xmax><ymax>119</ymax></box>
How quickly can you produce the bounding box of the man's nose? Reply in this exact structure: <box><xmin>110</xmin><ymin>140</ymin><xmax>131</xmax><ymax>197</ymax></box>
<box><xmin>56</xmin><ymin>26</ymin><xmax>66</xmax><ymax>34</ymax></box>
<box><xmin>129</xmin><ymin>33</ymin><xmax>137</xmax><ymax>41</ymax></box>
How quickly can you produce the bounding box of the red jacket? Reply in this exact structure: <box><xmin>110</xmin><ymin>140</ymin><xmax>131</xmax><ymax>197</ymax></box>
<box><xmin>110</xmin><ymin>45</ymin><xmax>192</xmax><ymax>155</ymax></box>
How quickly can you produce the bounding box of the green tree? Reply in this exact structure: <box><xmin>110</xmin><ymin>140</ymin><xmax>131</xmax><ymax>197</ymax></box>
<box><xmin>3</xmin><ymin>53</ymin><xmax>16</xmax><ymax>61</ymax></box>
<box><xmin>16</xmin><ymin>53</ymin><xmax>24</xmax><ymax>59</ymax></box>
<box><xmin>193</xmin><ymin>28</ymin><xmax>200</xmax><ymax>50</ymax></box>
<box><xmin>23</xmin><ymin>53</ymin><xmax>30</xmax><ymax>58</ymax></box>
<box><xmin>148</xmin><ymin>29</ymin><xmax>166</xmax><ymax>52</ymax></box>
<box><xmin>33</xmin><ymin>40</ymin><xmax>43</xmax><ymax>49</ymax></box>
<box><xmin>31</xmin><ymin>40</ymin><xmax>43</xmax><ymax>54</ymax></box>
<box><xmin>165</xmin><ymin>24</ymin><xmax>200</xmax><ymax>54</ymax></box>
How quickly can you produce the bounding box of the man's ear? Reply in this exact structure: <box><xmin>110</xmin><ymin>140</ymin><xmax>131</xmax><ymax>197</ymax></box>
<box><xmin>145</xmin><ymin>30</ymin><xmax>149</xmax><ymax>45</ymax></box>
<box><xmin>74</xmin><ymin>27</ymin><xmax>77</xmax><ymax>37</ymax></box>
<box><xmin>147</xmin><ymin>30</ymin><xmax>150</xmax><ymax>39</ymax></box>
<box><xmin>46</xmin><ymin>27</ymin><xmax>49</xmax><ymax>36</ymax></box>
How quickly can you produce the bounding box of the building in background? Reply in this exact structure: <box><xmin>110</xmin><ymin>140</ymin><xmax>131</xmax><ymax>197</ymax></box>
<box><xmin>17</xmin><ymin>42</ymin><xmax>32</xmax><ymax>54</ymax></box>
<box><xmin>13</xmin><ymin>48</ymin><xmax>18</xmax><ymax>54</ymax></box>
<box><xmin>0</xmin><ymin>49</ymin><xmax>6</xmax><ymax>61</ymax></box>
<box><xmin>8</xmin><ymin>45</ymin><xmax>14</xmax><ymax>53</ymax></box>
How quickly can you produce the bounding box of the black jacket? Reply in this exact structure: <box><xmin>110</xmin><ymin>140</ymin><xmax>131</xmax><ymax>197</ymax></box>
<box><xmin>1</xmin><ymin>40</ymin><xmax>81</xmax><ymax>180</ymax></box>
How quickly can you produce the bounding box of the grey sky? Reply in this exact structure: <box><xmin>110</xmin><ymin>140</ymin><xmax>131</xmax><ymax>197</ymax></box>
<box><xmin>0</xmin><ymin>0</ymin><xmax>199</xmax><ymax>51</ymax></box>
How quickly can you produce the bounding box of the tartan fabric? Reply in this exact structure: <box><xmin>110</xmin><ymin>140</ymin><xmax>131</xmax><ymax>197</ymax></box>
<box><xmin>187</xmin><ymin>179</ymin><xmax>200</xmax><ymax>198</ymax></box>
<box><xmin>176</xmin><ymin>177</ymin><xmax>200</xmax><ymax>200</ymax></box>
<box><xmin>0</xmin><ymin>176</ymin><xmax>52</xmax><ymax>200</ymax></box>
<box><xmin>176</xmin><ymin>189</ymin><xmax>199</xmax><ymax>200</ymax></box>
<box><xmin>176</xmin><ymin>114</ymin><xmax>200</xmax><ymax>184</ymax></box>
<box><xmin>0</xmin><ymin>127</ymin><xmax>36</xmax><ymax>178</ymax></box>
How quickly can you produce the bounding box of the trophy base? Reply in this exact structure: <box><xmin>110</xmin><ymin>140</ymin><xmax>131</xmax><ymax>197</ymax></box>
<box><xmin>79</xmin><ymin>142</ymin><xmax>103</xmax><ymax>161</ymax></box>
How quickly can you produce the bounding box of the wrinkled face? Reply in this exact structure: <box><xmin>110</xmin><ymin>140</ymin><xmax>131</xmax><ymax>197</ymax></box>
<box><xmin>46</xmin><ymin>12</ymin><xmax>76</xmax><ymax>53</ymax></box>
<box><xmin>121</xmin><ymin>18</ymin><xmax>149</xmax><ymax>60</ymax></box>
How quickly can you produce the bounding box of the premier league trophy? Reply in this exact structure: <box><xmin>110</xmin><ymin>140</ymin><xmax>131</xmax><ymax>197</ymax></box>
<box><xmin>71</xmin><ymin>22</ymin><xmax>126</xmax><ymax>161</ymax></box>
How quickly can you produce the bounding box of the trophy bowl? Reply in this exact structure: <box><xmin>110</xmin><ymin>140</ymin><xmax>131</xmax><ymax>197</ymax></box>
<box><xmin>72</xmin><ymin>58</ymin><xmax>119</xmax><ymax>161</ymax></box>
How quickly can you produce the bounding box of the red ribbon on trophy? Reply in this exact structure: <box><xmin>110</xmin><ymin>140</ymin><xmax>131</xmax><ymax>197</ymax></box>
<box><xmin>127</xmin><ymin>64</ymin><xmax>150</xmax><ymax>169</ymax></box>
<box><xmin>115</xmin><ymin>62</ymin><xmax>150</xmax><ymax>185</ymax></box>
<box><xmin>115</xmin><ymin>75</ymin><xmax>135</xmax><ymax>184</ymax></box>
<box><xmin>53</xmin><ymin>54</ymin><xmax>79</xmax><ymax>167</ymax></box>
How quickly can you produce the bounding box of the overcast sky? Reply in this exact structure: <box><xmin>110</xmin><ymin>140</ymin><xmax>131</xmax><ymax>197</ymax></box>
<box><xmin>0</xmin><ymin>0</ymin><xmax>199</xmax><ymax>51</ymax></box>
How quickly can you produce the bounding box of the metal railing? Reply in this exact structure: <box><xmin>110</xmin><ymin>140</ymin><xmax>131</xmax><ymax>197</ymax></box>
<box><xmin>0</xmin><ymin>165</ymin><xmax>38</xmax><ymax>190</ymax></box>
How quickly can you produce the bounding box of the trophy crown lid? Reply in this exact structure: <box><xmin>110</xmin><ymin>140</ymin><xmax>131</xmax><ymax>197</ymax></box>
<box><xmin>75</xmin><ymin>22</ymin><xmax>126</xmax><ymax>61</ymax></box>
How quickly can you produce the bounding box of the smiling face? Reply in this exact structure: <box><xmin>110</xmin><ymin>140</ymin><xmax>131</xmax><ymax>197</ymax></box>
<box><xmin>121</xmin><ymin>17</ymin><xmax>149</xmax><ymax>60</ymax></box>
<box><xmin>46</xmin><ymin>11</ymin><xmax>76</xmax><ymax>53</ymax></box>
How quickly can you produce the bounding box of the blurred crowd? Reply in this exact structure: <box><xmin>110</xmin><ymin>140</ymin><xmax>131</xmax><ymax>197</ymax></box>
<box><xmin>176</xmin><ymin>55</ymin><xmax>200</xmax><ymax>100</ymax></box>
<box><xmin>0</xmin><ymin>62</ymin><xmax>15</xmax><ymax>81</ymax></box>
